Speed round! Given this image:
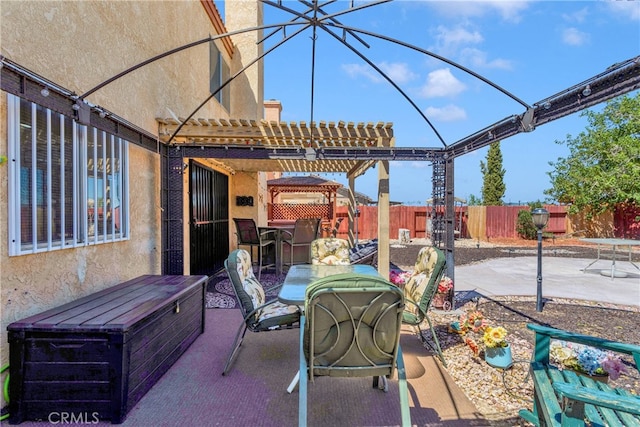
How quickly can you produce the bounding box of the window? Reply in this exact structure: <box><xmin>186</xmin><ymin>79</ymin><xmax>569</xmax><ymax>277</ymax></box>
<box><xmin>209</xmin><ymin>41</ymin><xmax>231</xmax><ymax>111</ymax></box>
<box><xmin>7</xmin><ymin>94</ymin><xmax>129</xmax><ymax>255</ymax></box>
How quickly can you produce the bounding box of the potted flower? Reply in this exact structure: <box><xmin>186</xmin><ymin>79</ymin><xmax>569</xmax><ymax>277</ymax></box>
<box><xmin>483</xmin><ymin>326</ymin><xmax>512</xmax><ymax>369</ymax></box>
<box><xmin>450</xmin><ymin>311</ymin><xmax>488</xmax><ymax>357</ymax></box>
<box><xmin>458</xmin><ymin>310</ymin><xmax>487</xmax><ymax>334</ymax></box>
<box><xmin>433</xmin><ymin>276</ymin><xmax>453</xmax><ymax>310</ymax></box>
<box><xmin>549</xmin><ymin>340</ymin><xmax>626</xmax><ymax>381</ymax></box>
<box><xmin>389</xmin><ymin>270</ymin><xmax>411</xmax><ymax>287</ymax></box>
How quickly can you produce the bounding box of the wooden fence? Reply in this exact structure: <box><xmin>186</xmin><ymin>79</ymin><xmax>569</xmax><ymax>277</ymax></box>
<box><xmin>329</xmin><ymin>204</ymin><xmax>639</xmax><ymax>241</ymax></box>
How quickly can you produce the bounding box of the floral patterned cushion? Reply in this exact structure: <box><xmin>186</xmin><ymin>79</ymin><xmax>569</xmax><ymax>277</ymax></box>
<box><xmin>231</xmin><ymin>249</ymin><xmax>298</xmax><ymax>325</ymax></box>
<box><xmin>310</xmin><ymin>238</ymin><xmax>351</xmax><ymax>265</ymax></box>
<box><xmin>403</xmin><ymin>246</ymin><xmax>442</xmax><ymax>322</ymax></box>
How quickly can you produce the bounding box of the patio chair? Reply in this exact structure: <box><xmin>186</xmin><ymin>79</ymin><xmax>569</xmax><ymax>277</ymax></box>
<box><xmin>233</xmin><ymin>218</ymin><xmax>275</xmax><ymax>280</ymax></box>
<box><xmin>402</xmin><ymin>246</ymin><xmax>447</xmax><ymax>366</ymax></box>
<box><xmin>310</xmin><ymin>237</ymin><xmax>351</xmax><ymax>265</ymax></box>
<box><xmin>281</xmin><ymin>218</ymin><xmax>321</xmax><ymax>267</ymax></box>
<box><xmin>299</xmin><ymin>273</ymin><xmax>410</xmax><ymax>426</ymax></box>
<box><xmin>222</xmin><ymin>249</ymin><xmax>300</xmax><ymax>375</ymax></box>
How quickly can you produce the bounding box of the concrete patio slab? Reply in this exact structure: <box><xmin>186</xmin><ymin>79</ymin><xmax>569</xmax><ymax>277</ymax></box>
<box><xmin>455</xmin><ymin>256</ymin><xmax>640</xmax><ymax>307</ymax></box>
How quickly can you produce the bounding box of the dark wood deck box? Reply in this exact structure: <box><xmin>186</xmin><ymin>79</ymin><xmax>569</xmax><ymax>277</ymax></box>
<box><xmin>7</xmin><ymin>274</ymin><xmax>208</xmax><ymax>424</ymax></box>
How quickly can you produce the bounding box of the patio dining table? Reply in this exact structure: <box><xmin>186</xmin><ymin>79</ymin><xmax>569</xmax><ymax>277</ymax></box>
<box><xmin>579</xmin><ymin>238</ymin><xmax>640</xmax><ymax>279</ymax></box>
<box><xmin>278</xmin><ymin>264</ymin><xmax>380</xmax><ymax>306</ymax></box>
<box><xmin>278</xmin><ymin>263</ymin><xmax>383</xmax><ymax>426</ymax></box>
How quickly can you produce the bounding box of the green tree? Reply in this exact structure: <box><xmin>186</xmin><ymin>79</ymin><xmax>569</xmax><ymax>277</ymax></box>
<box><xmin>480</xmin><ymin>141</ymin><xmax>506</xmax><ymax>205</ymax></box>
<box><xmin>467</xmin><ymin>194</ymin><xmax>482</xmax><ymax>206</ymax></box>
<box><xmin>545</xmin><ymin>93</ymin><xmax>640</xmax><ymax>216</ymax></box>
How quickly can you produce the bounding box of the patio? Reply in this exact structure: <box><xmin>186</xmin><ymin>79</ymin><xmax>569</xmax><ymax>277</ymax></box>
<box><xmin>8</xmin><ymin>248</ymin><xmax>640</xmax><ymax>426</ymax></box>
<box><xmin>9</xmin><ymin>308</ymin><xmax>485</xmax><ymax>427</ymax></box>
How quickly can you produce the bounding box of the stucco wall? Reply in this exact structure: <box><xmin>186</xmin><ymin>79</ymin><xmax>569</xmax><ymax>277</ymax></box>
<box><xmin>0</xmin><ymin>1</ymin><xmax>241</xmax><ymax>366</ymax></box>
<box><xmin>226</xmin><ymin>0</ymin><xmax>264</xmax><ymax>120</ymax></box>
<box><xmin>0</xmin><ymin>143</ymin><xmax>160</xmax><ymax>361</ymax></box>
<box><xmin>1</xmin><ymin>0</ymin><xmax>229</xmax><ymax>132</ymax></box>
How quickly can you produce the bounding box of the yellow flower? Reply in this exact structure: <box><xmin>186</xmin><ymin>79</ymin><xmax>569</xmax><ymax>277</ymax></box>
<box><xmin>483</xmin><ymin>326</ymin><xmax>508</xmax><ymax>348</ymax></box>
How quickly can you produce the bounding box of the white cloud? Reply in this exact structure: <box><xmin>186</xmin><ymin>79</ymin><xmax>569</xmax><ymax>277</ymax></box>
<box><xmin>607</xmin><ymin>1</ymin><xmax>640</xmax><ymax>21</ymax></box>
<box><xmin>419</xmin><ymin>68</ymin><xmax>466</xmax><ymax>98</ymax></box>
<box><xmin>424</xmin><ymin>104</ymin><xmax>467</xmax><ymax>122</ymax></box>
<box><xmin>488</xmin><ymin>1</ymin><xmax>529</xmax><ymax>23</ymax></box>
<box><xmin>378</xmin><ymin>62</ymin><xmax>418</xmax><ymax>84</ymax></box>
<box><xmin>562</xmin><ymin>27</ymin><xmax>590</xmax><ymax>46</ymax></box>
<box><xmin>562</xmin><ymin>7</ymin><xmax>589</xmax><ymax>24</ymax></box>
<box><xmin>342</xmin><ymin>62</ymin><xmax>417</xmax><ymax>84</ymax></box>
<box><xmin>434</xmin><ymin>25</ymin><xmax>484</xmax><ymax>52</ymax></box>
<box><xmin>425</xmin><ymin>1</ymin><xmax>529</xmax><ymax>23</ymax></box>
<box><xmin>459</xmin><ymin>47</ymin><xmax>513</xmax><ymax>70</ymax></box>
<box><xmin>342</xmin><ymin>63</ymin><xmax>382</xmax><ymax>83</ymax></box>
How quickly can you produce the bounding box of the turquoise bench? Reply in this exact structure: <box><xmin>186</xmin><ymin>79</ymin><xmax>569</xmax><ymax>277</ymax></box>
<box><xmin>519</xmin><ymin>324</ymin><xmax>640</xmax><ymax>427</ymax></box>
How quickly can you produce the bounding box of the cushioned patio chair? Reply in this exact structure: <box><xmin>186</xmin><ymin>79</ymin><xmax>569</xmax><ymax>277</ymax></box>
<box><xmin>298</xmin><ymin>273</ymin><xmax>410</xmax><ymax>426</ymax></box>
<box><xmin>402</xmin><ymin>246</ymin><xmax>447</xmax><ymax>366</ymax></box>
<box><xmin>222</xmin><ymin>249</ymin><xmax>300</xmax><ymax>375</ymax></box>
<box><xmin>310</xmin><ymin>237</ymin><xmax>351</xmax><ymax>265</ymax></box>
<box><xmin>281</xmin><ymin>218</ymin><xmax>321</xmax><ymax>267</ymax></box>
<box><xmin>233</xmin><ymin>218</ymin><xmax>276</xmax><ymax>280</ymax></box>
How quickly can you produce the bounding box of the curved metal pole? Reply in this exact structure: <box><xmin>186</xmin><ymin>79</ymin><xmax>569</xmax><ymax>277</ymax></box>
<box><xmin>297</xmin><ymin>0</ymin><xmax>370</xmax><ymax>48</ymax></box>
<box><xmin>167</xmin><ymin>21</ymin><xmax>313</xmax><ymax>144</ymax></box>
<box><xmin>261</xmin><ymin>0</ymin><xmax>370</xmax><ymax>47</ymax></box>
<box><xmin>79</xmin><ymin>21</ymin><xmax>308</xmax><ymax>100</ymax></box>
<box><xmin>262</xmin><ymin>0</ymin><xmax>392</xmax><ymax>23</ymax></box>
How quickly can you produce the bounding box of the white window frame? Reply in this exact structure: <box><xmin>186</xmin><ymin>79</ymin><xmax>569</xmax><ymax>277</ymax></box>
<box><xmin>7</xmin><ymin>93</ymin><xmax>130</xmax><ymax>256</ymax></box>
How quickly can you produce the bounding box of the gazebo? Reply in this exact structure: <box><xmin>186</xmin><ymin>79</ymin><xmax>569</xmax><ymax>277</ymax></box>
<box><xmin>267</xmin><ymin>175</ymin><xmax>342</xmax><ymax>231</ymax></box>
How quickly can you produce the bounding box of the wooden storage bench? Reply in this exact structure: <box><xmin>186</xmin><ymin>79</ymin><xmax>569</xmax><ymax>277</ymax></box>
<box><xmin>7</xmin><ymin>274</ymin><xmax>209</xmax><ymax>424</ymax></box>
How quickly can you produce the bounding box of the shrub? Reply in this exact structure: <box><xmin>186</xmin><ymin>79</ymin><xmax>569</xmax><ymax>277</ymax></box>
<box><xmin>516</xmin><ymin>210</ymin><xmax>537</xmax><ymax>240</ymax></box>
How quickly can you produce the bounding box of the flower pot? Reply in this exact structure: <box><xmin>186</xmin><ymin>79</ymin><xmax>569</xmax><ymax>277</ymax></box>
<box><xmin>484</xmin><ymin>343</ymin><xmax>512</xmax><ymax>369</ymax></box>
<box><xmin>433</xmin><ymin>290</ymin><xmax>452</xmax><ymax>311</ymax></box>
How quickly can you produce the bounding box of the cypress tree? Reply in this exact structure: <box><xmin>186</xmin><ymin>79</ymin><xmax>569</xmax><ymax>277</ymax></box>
<box><xmin>480</xmin><ymin>141</ymin><xmax>506</xmax><ymax>205</ymax></box>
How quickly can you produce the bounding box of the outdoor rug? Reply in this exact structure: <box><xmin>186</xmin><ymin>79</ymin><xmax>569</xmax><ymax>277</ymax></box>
<box><xmin>206</xmin><ymin>270</ymin><xmax>286</xmax><ymax>309</ymax></box>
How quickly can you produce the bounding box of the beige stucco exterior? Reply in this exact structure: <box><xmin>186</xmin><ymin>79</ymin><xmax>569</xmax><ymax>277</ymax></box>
<box><xmin>0</xmin><ymin>1</ymin><xmax>265</xmax><ymax>365</ymax></box>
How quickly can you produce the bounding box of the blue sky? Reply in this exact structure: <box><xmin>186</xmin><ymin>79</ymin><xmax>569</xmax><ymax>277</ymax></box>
<box><xmin>220</xmin><ymin>1</ymin><xmax>640</xmax><ymax>205</ymax></box>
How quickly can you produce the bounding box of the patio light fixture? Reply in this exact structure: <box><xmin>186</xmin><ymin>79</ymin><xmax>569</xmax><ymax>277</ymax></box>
<box><xmin>532</xmin><ymin>208</ymin><xmax>550</xmax><ymax>312</ymax></box>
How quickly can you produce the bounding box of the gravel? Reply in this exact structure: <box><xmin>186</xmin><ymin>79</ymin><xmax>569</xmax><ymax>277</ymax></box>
<box><xmin>388</xmin><ymin>238</ymin><xmax>640</xmax><ymax>426</ymax></box>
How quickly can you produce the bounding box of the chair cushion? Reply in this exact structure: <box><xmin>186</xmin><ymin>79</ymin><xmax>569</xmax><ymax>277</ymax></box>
<box><xmin>256</xmin><ymin>302</ymin><xmax>300</xmax><ymax>330</ymax></box>
<box><xmin>311</xmin><ymin>238</ymin><xmax>351</xmax><ymax>265</ymax></box>
<box><xmin>227</xmin><ymin>248</ymin><xmax>299</xmax><ymax>328</ymax></box>
<box><xmin>304</xmin><ymin>274</ymin><xmax>404</xmax><ymax>377</ymax></box>
<box><xmin>402</xmin><ymin>247</ymin><xmax>445</xmax><ymax>324</ymax></box>
<box><xmin>349</xmin><ymin>239</ymin><xmax>378</xmax><ymax>264</ymax></box>
<box><xmin>232</xmin><ymin>249</ymin><xmax>266</xmax><ymax>317</ymax></box>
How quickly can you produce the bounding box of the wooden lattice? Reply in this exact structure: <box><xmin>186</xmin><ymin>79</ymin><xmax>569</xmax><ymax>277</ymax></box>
<box><xmin>272</xmin><ymin>203</ymin><xmax>330</xmax><ymax>220</ymax></box>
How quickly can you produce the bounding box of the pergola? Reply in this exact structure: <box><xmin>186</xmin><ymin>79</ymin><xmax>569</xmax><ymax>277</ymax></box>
<box><xmin>157</xmin><ymin>117</ymin><xmax>396</xmax><ymax>277</ymax></box>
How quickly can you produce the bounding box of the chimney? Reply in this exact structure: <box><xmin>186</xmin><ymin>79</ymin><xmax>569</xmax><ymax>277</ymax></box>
<box><xmin>264</xmin><ymin>99</ymin><xmax>282</xmax><ymax>122</ymax></box>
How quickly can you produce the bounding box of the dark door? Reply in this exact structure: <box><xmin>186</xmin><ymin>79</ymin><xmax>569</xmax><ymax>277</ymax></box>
<box><xmin>189</xmin><ymin>160</ymin><xmax>229</xmax><ymax>275</ymax></box>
